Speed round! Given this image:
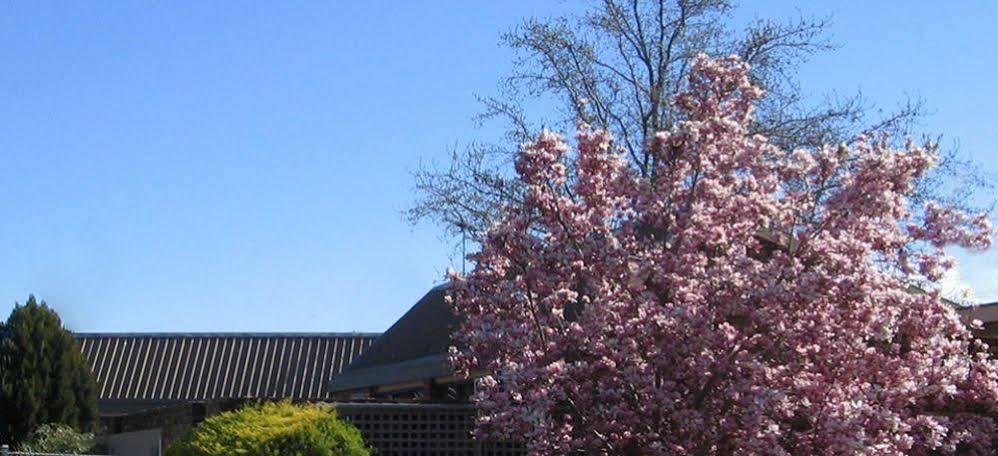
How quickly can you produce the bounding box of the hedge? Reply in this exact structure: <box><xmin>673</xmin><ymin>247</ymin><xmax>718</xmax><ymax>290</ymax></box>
<box><xmin>166</xmin><ymin>402</ymin><xmax>369</xmax><ymax>456</ymax></box>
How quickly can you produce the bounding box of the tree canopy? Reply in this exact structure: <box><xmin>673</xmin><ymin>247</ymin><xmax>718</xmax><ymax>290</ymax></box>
<box><xmin>0</xmin><ymin>296</ymin><xmax>98</xmax><ymax>447</ymax></box>
<box><xmin>410</xmin><ymin>0</ymin><xmax>989</xmax><ymax>249</ymax></box>
<box><xmin>450</xmin><ymin>55</ymin><xmax>997</xmax><ymax>455</ymax></box>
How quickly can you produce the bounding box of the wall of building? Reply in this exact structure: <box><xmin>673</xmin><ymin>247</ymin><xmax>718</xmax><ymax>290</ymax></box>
<box><xmin>105</xmin><ymin>429</ymin><xmax>161</xmax><ymax>456</ymax></box>
<box><xmin>101</xmin><ymin>400</ymin><xmax>246</xmax><ymax>451</ymax></box>
<box><xmin>100</xmin><ymin>399</ymin><xmax>521</xmax><ymax>455</ymax></box>
<box><xmin>335</xmin><ymin>402</ymin><xmax>523</xmax><ymax>456</ymax></box>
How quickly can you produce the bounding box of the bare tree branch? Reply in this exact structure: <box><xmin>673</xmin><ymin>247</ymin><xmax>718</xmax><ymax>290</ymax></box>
<box><xmin>408</xmin><ymin>0</ymin><xmax>991</xmax><ymax>247</ymax></box>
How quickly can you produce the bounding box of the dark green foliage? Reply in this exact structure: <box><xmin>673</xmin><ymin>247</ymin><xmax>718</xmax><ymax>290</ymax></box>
<box><xmin>167</xmin><ymin>401</ymin><xmax>370</xmax><ymax>456</ymax></box>
<box><xmin>0</xmin><ymin>296</ymin><xmax>98</xmax><ymax>447</ymax></box>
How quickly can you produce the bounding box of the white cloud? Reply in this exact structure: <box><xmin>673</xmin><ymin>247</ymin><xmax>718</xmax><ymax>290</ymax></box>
<box><xmin>939</xmin><ymin>263</ymin><xmax>973</xmax><ymax>303</ymax></box>
<box><xmin>951</xmin><ymin>249</ymin><xmax>998</xmax><ymax>304</ymax></box>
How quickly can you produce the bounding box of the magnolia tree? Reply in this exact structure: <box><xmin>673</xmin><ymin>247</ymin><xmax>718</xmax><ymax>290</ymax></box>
<box><xmin>448</xmin><ymin>55</ymin><xmax>998</xmax><ymax>455</ymax></box>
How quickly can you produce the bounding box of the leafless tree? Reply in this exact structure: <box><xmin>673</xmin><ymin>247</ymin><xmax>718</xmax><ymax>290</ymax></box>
<box><xmin>408</xmin><ymin>0</ymin><xmax>992</xmax><ymax>244</ymax></box>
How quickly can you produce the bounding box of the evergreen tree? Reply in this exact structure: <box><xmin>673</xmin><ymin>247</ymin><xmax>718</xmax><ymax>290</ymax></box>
<box><xmin>0</xmin><ymin>296</ymin><xmax>98</xmax><ymax>447</ymax></box>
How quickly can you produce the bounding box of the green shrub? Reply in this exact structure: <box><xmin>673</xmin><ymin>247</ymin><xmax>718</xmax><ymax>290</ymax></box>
<box><xmin>19</xmin><ymin>423</ymin><xmax>97</xmax><ymax>453</ymax></box>
<box><xmin>166</xmin><ymin>401</ymin><xmax>369</xmax><ymax>456</ymax></box>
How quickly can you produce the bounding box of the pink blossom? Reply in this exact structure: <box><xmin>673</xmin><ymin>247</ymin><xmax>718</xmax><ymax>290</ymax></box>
<box><xmin>450</xmin><ymin>55</ymin><xmax>998</xmax><ymax>455</ymax></box>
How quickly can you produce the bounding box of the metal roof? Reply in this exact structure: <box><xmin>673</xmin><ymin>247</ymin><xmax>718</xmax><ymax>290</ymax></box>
<box><xmin>330</xmin><ymin>284</ymin><xmax>459</xmax><ymax>393</ymax></box>
<box><xmin>344</xmin><ymin>284</ymin><xmax>455</xmax><ymax>372</ymax></box>
<box><xmin>77</xmin><ymin>332</ymin><xmax>378</xmax><ymax>404</ymax></box>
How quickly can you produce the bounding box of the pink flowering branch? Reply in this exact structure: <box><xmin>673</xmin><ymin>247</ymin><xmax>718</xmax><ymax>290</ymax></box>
<box><xmin>450</xmin><ymin>54</ymin><xmax>998</xmax><ymax>455</ymax></box>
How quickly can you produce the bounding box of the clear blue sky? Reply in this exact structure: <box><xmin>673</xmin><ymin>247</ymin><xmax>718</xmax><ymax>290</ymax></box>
<box><xmin>2</xmin><ymin>1</ymin><xmax>996</xmax><ymax>332</ymax></box>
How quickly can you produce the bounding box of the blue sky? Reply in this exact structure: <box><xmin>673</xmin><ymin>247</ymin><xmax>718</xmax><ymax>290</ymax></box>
<box><xmin>1</xmin><ymin>1</ymin><xmax>996</xmax><ymax>332</ymax></box>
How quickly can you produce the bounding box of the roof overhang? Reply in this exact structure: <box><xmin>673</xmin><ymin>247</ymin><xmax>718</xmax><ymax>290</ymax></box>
<box><xmin>956</xmin><ymin>302</ymin><xmax>998</xmax><ymax>339</ymax></box>
<box><xmin>328</xmin><ymin>354</ymin><xmax>455</xmax><ymax>394</ymax></box>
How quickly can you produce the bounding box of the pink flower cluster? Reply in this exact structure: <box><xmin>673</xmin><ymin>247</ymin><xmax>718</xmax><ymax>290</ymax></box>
<box><xmin>449</xmin><ymin>55</ymin><xmax>997</xmax><ymax>455</ymax></box>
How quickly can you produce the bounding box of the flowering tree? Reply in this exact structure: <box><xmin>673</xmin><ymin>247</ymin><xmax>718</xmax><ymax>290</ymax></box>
<box><xmin>448</xmin><ymin>55</ymin><xmax>998</xmax><ymax>455</ymax></box>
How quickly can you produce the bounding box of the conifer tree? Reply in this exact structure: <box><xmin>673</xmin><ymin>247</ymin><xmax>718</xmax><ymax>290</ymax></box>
<box><xmin>0</xmin><ymin>296</ymin><xmax>98</xmax><ymax>447</ymax></box>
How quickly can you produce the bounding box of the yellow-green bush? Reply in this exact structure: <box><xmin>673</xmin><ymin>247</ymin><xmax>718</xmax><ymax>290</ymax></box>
<box><xmin>166</xmin><ymin>402</ymin><xmax>369</xmax><ymax>456</ymax></box>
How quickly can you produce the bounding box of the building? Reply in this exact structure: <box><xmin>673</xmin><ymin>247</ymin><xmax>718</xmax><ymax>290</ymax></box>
<box><xmin>77</xmin><ymin>332</ymin><xmax>377</xmax><ymax>452</ymax></box>
<box><xmin>329</xmin><ymin>284</ymin><xmax>472</xmax><ymax>400</ymax></box>
<box><xmin>74</xmin><ymin>286</ymin><xmax>523</xmax><ymax>455</ymax></box>
<box><xmin>325</xmin><ymin>284</ymin><xmax>522</xmax><ymax>455</ymax></box>
<box><xmin>67</xmin><ymin>289</ymin><xmax>993</xmax><ymax>455</ymax></box>
<box><xmin>957</xmin><ymin>302</ymin><xmax>998</xmax><ymax>350</ymax></box>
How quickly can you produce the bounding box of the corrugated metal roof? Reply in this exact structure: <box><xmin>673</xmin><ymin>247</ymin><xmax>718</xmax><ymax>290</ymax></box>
<box><xmin>77</xmin><ymin>333</ymin><xmax>378</xmax><ymax>402</ymax></box>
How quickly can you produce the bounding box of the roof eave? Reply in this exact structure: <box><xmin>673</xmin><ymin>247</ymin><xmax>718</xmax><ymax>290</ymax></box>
<box><xmin>328</xmin><ymin>354</ymin><xmax>455</xmax><ymax>393</ymax></box>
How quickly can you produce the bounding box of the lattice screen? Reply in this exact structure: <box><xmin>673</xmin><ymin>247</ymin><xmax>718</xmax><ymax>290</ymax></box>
<box><xmin>336</xmin><ymin>403</ymin><xmax>524</xmax><ymax>456</ymax></box>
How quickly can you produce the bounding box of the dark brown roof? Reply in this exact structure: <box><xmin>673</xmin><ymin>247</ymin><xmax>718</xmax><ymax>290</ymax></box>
<box><xmin>957</xmin><ymin>302</ymin><xmax>998</xmax><ymax>324</ymax></box>
<box><xmin>330</xmin><ymin>284</ymin><xmax>458</xmax><ymax>392</ymax></box>
<box><xmin>956</xmin><ymin>302</ymin><xmax>998</xmax><ymax>343</ymax></box>
<box><xmin>345</xmin><ymin>285</ymin><xmax>456</xmax><ymax>370</ymax></box>
<box><xmin>78</xmin><ymin>332</ymin><xmax>378</xmax><ymax>409</ymax></box>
